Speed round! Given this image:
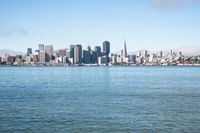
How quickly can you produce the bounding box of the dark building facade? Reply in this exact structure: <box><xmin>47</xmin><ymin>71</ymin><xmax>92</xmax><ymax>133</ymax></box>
<box><xmin>91</xmin><ymin>51</ymin><xmax>98</xmax><ymax>63</ymax></box>
<box><xmin>70</xmin><ymin>45</ymin><xmax>75</xmax><ymax>58</ymax></box>
<box><xmin>83</xmin><ymin>50</ymin><xmax>91</xmax><ymax>64</ymax></box>
<box><xmin>94</xmin><ymin>46</ymin><xmax>101</xmax><ymax>57</ymax></box>
<box><xmin>103</xmin><ymin>41</ymin><xmax>110</xmax><ymax>57</ymax></box>
<box><xmin>27</xmin><ymin>48</ymin><xmax>32</xmax><ymax>56</ymax></box>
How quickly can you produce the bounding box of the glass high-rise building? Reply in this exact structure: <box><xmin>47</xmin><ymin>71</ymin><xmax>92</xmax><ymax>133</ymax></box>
<box><xmin>83</xmin><ymin>50</ymin><xmax>91</xmax><ymax>64</ymax></box>
<box><xmin>94</xmin><ymin>46</ymin><xmax>101</xmax><ymax>57</ymax></box>
<box><xmin>70</xmin><ymin>45</ymin><xmax>75</xmax><ymax>58</ymax></box>
<box><xmin>74</xmin><ymin>44</ymin><xmax>82</xmax><ymax>64</ymax></box>
<box><xmin>103</xmin><ymin>41</ymin><xmax>110</xmax><ymax>57</ymax></box>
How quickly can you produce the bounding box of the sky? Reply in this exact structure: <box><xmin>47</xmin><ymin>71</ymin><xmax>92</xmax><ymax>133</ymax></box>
<box><xmin>0</xmin><ymin>0</ymin><xmax>200</xmax><ymax>53</ymax></box>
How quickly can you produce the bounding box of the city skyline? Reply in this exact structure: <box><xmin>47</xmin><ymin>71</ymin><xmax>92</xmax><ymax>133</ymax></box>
<box><xmin>0</xmin><ymin>0</ymin><xmax>200</xmax><ymax>52</ymax></box>
<box><xmin>1</xmin><ymin>40</ymin><xmax>200</xmax><ymax>67</ymax></box>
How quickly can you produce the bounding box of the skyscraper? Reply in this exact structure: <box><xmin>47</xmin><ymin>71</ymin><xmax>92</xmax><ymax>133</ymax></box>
<box><xmin>26</xmin><ymin>48</ymin><xmax>32</xmax><ymax>56</ymax></box>
<box><xmin>91</xmin><ymin>51</ymin><xmax>98</xmax><ymax>63</ymax></box>
<box><xmin>103</xmin><ymin>41</ymin><xmax>110</xmax><ymax>57</ymax></box>
<box><xmin>44</xmin><ymin>45</ymin><xmax>53</xmax><ymax>62</ymax></box>
<box><xmin>39</xmin><ymin>51</ymin><xmax>46</xmax><ymax>64</ymax></box>
<box><xmin>74</xmin><ymin>44</ymin><xmax>82</xmax><ymax>64</ymax></box>
<box><xmin>70</xmin><ymin>45</ymin><xmax>75</xmax><ymax>58</ymax></box>
<box><xmin>144</xmin><ymin>50</ymin><xmax>148</xmax><ymax>58</ymax></box>
<box><xmin>94</xmin><ymin>46</ymin><xmax>101</xmax><ymax>57</ymax></box>
<box><xmin>83</xmin><ymin>50</ymin><xmax>91</xmax><ymax>64</ymax></box>
<box><xmin>38</xmin><ymin>44</ymin><xmax>45</xmax><ymax>51</ymax></box>
<box><xmin>123</xmin><ymin>40</ymin><xmax>127</xmax><ymax>58</ymax></box>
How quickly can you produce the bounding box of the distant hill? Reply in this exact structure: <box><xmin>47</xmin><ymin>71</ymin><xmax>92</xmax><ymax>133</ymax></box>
<box><xmin>175</xmin><ymin>45</ymin><xmax>200</xmax><ymax>56</ymax></box>
<box><xmin>0</xmin><ymin>49</ymin><xmax>24</xmax><ymax>57</ymax></box>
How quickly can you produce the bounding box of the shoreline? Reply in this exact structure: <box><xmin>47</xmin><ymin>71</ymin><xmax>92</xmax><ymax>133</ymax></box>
<box><xmin>1</xmin><ymin>64</ymin><xmax>200</xmax><ymax>67</ymax></box>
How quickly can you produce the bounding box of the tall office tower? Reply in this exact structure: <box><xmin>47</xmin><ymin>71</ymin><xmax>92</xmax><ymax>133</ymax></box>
<box><xmin>38</xmin><ymin>44</ymin><xmax>45</xmax><ymax>51</ymax></box>
<box><xmin>44</xmin><ymin>45</ymin><xmax>53</xmax><ymax>62</ymax></box>
<box><xmin>39</xmin><ymin>51</ymin><xmax>46</xmax><ymax>64</ymax></box>
<box><xmin>91</xmin><ymin>51</ymin><xmax>98</xmax><ymax>64</ymax></box>
<box><xmin>144</xmin><ymin>50</ymin><xmax>148</xmax><ymax>58</ymax></box>
<box><xmin>169</xmin><ymin>50</ymin><xmax>173</xmax><ymax>57</ymax></box>
<box><xmin>74</xmin><ymin>44</ymin><xmax>82</xmax><ymax>64</ymax></box>
<box><xmin>26</xmin><ymin>48</ymin><xmax>32</xmax><ymax>56</ymax></box>
<box><xmin>87</xmin><ymin>46</ymin><xmax>92</xmax><ymax>53</ymax></box>
<box><xmin>83</xmin><ymin>50</ymin><xmax>91</xmax><ymax>64</ymax></box>
<box><xmin>94</xmin><ymin>46</ymin><xmax>101</xmax><ymax>57</ymax></box>
<box><xmin>130</xmin><ymin>55</ymin><xmax>136</xmax><ymax>64</ymax></box>
<box><xmin>159</xmin><ymin>51</ymin><xmax>163</xmax><ymax>58</ymax></box>
<box><xmin>103</xmin><ymin>41</ymin><xmax>110</xmax><ymax>57</ymax></box>
<box><xmin>70</xmin><ymin>45</ymin><xmax>75</xmax><ymax>58</ymax></box>
<box><xmin>123</xmin><ymin>40</ymin><xmax>127</xmax><ymax>58</ymax></box>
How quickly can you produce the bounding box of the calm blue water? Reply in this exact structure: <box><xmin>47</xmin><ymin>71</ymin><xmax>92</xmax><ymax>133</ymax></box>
<box><xmin>0</xmin><ymin>66</ymin><xmax>200</xmax><ymax>132</ymax></box>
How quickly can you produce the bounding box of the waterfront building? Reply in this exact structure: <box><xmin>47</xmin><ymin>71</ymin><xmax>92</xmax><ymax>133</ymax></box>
<box><xmin>16</xmin><ymin>55</ymin><xmax>23</xmax><ymax>61</ymax></box>
<box><xmin>45</xmin><ymin>45</ymin><xmax>53</xmax><ymax>62</ymax></box>
<box><xmin>38</xmin><ymin>44</ymin><xmax>45</xmax><ymax>51</ymax></box>
<box><xmin>33</xmin><ymin>55</ymin><xmax>39</xmax><ymax>64</ymax></box>
<box><xmin>70</xmin><ymin>45</ymin><xmax>75</xmax><ymax>58</ymax></box>
<box><xmin>26</xmin><ymin>56</ymin><xmax>32</xmax><ymax>64</ymax></box>
<box><xmin>33</xmin><ymin>51</ymin><xmax>39</xmax><ymax>63</ymax></box>
<box><xmin>117</xmin><ymin>55</ymin><xmax>122</xmax><ymax>63</ymax></box>
<box><xmin>91</xmin><ymin>51</ymin><xmax>98</xmax><ymax>64</ymax></box>
<box><xmin>68</xmin><ymin>58</ymin><xmax>74</xmax><ymax>64</ymax></box>
<box><xmin>103</xmin><ymin>41</ymin><xmax>110</xmax><ymax>57</ymax></box>
<box><xmin>169</xmin><ymin>50</ymin><xmax>173</xmax><ymax>57</ymax></box>
<box><xmin>123</xmin><ymin>40</ymin><xmax>127</xmax><ymax>59</ymax></box>
<box><xmin>136</xmin><ymin>57</ymin><xmax>143</xmax><ymax>64</ymax></box>
<box><xmin>87</xmin><ymin>46</ymin><xmax>92</xmax><ymax>53</ymax></box>
<box><xmin>39</xmin><ymin>51</ymin><xmax>46</xmax><ymax>64</ymax></box>
<box><xmin>124</xmin><ymin>57</ymin><xmax>129</xmax><ymax>64</ymax></box>
<box><xmin>94</xmin><ymin>46</ymin><xmax>101</xmax><ymax>57</ymax></box>
<box><xmin>158</xmin><ymin>51</ymin><xmax>163</xmax><ymax>58</ymax></box>
<box><xmin>66</xmin><ymin>48</ymin><xmax>70</xmax><ymax>58</ymax></box>
<box><xmin>144</xmin><ymin>50</ymin><xmax>148</xmax><ymax>58</ymax></box>
<box><xmin>130</xmin><ymin>55</ymin><xmax>136</xmax><ymax>64</ymax></box>
<box><xmin>112</xmin><ymin>54</ymin><xmax>117</xmax><ymax>65</ymax></box>
<box><xmin>83</xmin><ymin>50</ymin><xmax>91</xmax><ymax>64</ymax></box>
<box><xmin>62</xmin><ymin>56</ymin><xmax>67</xmax><ymax>64</ymax></box>
<box><xmin>0</xmin><ymin>57</ymin><xmax>1</xmax><ymax>64</ymax></box>
<box><xmin>26</xmin><ymin>48</ymin><xmax>32</xmax><ymax>56</ymax></box>
<box><xmin>149</xmin><ymin>54</ymin><xmax>155</xmax><ymax>63</ymax></box>
<box><xmin>52</xmin><ymin>50</ymin><xmax>58</xmax><ymax>60</ymax></box>
<box><xmin>58</xmin><ymin>49</ymin><xmax>67</xmax><ymax>57</ymax></box>
<box><xmin>74</xmin><ymin>44</ymin><xmax>82</xmax><ymax>64</ymax></box>
<box><xmin>2</xmin><ymin>56</ymin><xmax>8</xmax><ymax>63</ymax></box>
<box><xmin>70</xmin><ymin>45</ymin><xmax>75</xmax><ymax>62</ymax></box>
<box><xmin>7</xmin><ymin>56</ymin><xmax>16</xmax><ymax>65</ymax></box>
<box><xmin>98</xmin><ymin>56</ymin><xmax>108</xmax><ymax>65</ymax></box>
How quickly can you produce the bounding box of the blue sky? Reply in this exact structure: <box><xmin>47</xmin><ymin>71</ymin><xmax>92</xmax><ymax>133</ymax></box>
<box><xmin>0</xmin><ymin>0</ymin><xmax>200</xmax><ymax>52</ymax></box>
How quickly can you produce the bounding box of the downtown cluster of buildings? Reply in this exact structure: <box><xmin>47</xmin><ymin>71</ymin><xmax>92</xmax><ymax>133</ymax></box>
<box><xmin>1</xmin><ymin>41</ymin><xmax>200</xmax><ymax>66</ymax></box>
